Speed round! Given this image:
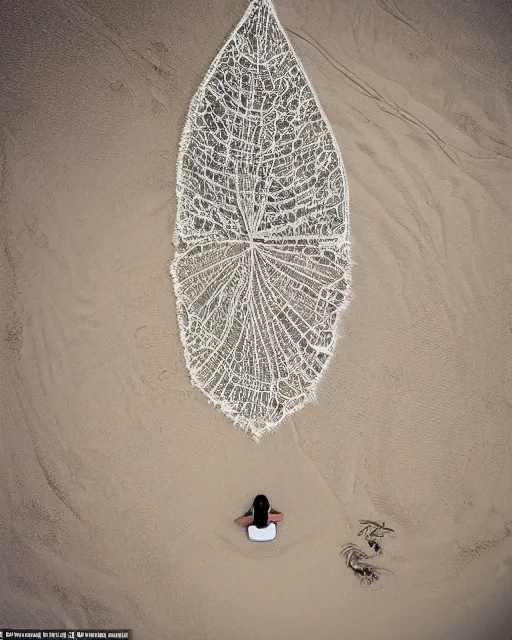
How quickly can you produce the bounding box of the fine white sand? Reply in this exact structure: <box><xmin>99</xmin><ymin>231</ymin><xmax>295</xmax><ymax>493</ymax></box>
<box><xmin>1</xmin><ymin>0</ymin><xmax>512</xmax><ymax>638</ymax></box>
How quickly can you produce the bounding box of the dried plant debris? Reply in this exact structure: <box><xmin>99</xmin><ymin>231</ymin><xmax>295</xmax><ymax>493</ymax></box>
<box><xmin>358</xmin><ymin>520</ymin><xmax>395</xmax><ymax>554</ymax></box>
<box><xmin>341</xmin><ymin>520</ymin><xmax>395</xmax><ymax>587</ymax></box>
<box><xmin>340</xmin><ymin>544</ymin><xmax>391</xmax><ymax>587</ymax></box>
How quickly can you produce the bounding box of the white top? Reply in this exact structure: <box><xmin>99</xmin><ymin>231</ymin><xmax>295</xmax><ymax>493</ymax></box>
<box><xmin>248</xmin><ymin>522</ymin><xmax>277</xmax><ymax>542</ymax></box>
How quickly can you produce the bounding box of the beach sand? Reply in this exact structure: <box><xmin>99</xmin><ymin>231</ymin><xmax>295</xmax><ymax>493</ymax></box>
<box><xmin>1</xmin><ymin>0</ymin><xmax>512</xmax><ymax>638</ymax></box>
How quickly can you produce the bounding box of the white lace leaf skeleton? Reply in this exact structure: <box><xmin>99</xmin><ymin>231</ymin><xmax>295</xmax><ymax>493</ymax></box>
<box><xmin>171</xmin><ymin>0</ymin><xmax>351</xmax><ymax>441</ymax></box>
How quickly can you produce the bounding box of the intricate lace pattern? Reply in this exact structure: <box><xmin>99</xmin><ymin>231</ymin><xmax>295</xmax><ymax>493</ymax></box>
<box><xmin>171</xmin><ymin>0</ymin><xmax>351</xmax><ymax>440</ymax></box>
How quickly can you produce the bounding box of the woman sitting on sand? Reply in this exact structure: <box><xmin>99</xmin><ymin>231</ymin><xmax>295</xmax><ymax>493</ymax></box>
<box><xmin>234</xmin><ymin>494</ymin><xmax>283</xmax><ymax>542</ymax></box>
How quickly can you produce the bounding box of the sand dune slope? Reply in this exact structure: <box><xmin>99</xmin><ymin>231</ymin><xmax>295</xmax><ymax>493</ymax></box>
<box><xmin>1</xmin><ymin>0</ymin><xmax>512</xmax><ymax>638</ymax></box>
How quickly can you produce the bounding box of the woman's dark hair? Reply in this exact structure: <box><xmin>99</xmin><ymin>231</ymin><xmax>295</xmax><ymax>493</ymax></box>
<box><xmin>252</xmin><ymin>494</ymin><xmax>270</xmax><ymax>529</ymax></box>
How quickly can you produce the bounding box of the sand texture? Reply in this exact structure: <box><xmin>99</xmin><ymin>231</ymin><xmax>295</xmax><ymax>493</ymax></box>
<box><xmin>1</xmin><ymin>0</ymin><xmax>512</xmax><ymax>638</ymax></box>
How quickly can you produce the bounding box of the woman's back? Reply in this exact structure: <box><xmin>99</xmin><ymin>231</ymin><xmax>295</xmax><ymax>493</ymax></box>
<box><xmin>248</xmin><ymin>522</ymin><xmax>277</xmax><ymax>542</ymax></box>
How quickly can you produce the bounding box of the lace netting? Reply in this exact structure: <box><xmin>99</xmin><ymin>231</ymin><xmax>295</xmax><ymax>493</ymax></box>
<box><xmin>171</xmin><ymin>0</ymin><xmax>351</xmax><ymax>441</ymax></box>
